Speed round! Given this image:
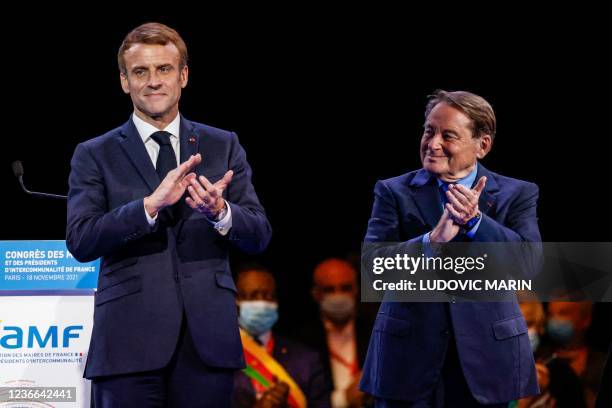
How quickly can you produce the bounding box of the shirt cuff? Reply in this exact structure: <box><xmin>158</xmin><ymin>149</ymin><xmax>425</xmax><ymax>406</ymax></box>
<box><xmin>422</xmin><ymin>232</ymin><xmax>437</xmax><ymax>257</ymax></box>
<box><xmin>423</xmin><ymin>232</ymin><xmax>431</xmax><ymax>244</ymax></box>
<box><xmin>144</xmin><ymin>200</ymin><xmax>158</xmax><ymax>227</ymax></box>
<box><xmin>212</xmin><ymin>200</ymin><xmax>232</xmax><ymax>236</ymax></box>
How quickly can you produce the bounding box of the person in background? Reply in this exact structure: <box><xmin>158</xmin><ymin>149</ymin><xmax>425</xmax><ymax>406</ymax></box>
<box><xmin>547</xmin><ymin>301</ymin><xmax>606</xmax><ymax>407</ymax></box>
<box><xmin>516</xmin><ymin>294</ymin><xmax>585</xmax><ymax>408</ymax></box>
<box><xmin>296</xmin><ymin>258</ymin><xmax>373</xmax><ymax>408</ymax></box>
<box><xmin>233</xmin><ymin>266</ymin><xmax>331</xmax><ymax>408</ymax></box>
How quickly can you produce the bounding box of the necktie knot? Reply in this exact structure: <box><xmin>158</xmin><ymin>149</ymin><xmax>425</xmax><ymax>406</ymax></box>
<box><xmin>439</xmin><ymin>182</ymin><xmax>456</xmax><ymax>206</ymax></box>
<box><xmin>150</xmin><ymin>131</ymin><xmax>173</xmax><ymax>146</ymax></box>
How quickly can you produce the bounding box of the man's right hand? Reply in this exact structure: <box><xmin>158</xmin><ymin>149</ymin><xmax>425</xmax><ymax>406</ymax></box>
<box><xmin>144</xmin><ymin>153</ymin><xmax>202</xmax><ymax>218</ymax></box>
<box><xmin>429</xmin><ymin>208</ymin><xmax>460</xmax><ymax>243</ymax></box>
<box><xmin>255</xmin><ymin>381</ymin><xmax>290</xmax><ymax>408</ymax></box>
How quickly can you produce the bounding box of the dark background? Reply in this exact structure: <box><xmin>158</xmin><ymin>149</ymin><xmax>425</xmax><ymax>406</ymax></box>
<box><xmin>2</xmin><ymin>12</ymin><xmax>610</xmax><ymax>347</ymax></box>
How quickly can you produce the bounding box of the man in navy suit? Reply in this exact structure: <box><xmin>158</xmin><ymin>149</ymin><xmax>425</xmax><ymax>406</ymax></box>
<box><xmin>66</xmin><ymin>23</ymin><xmax>271</xmax><ymax>407</ymax></box>
<box><xmin>359</xmin><ymin>90</ymin><xmax>541</xmax><ymax>407</ymax></box>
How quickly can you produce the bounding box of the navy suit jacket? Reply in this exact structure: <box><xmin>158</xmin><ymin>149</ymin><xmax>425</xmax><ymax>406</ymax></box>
<box><xmin>66</xmin><ymin>116</ymin><xmax>272</xmax><ymax>378</ymax></box>
<box><xmin>232</xmin><ymin>334</ymin><xmax>332</xmax><ymax>408</ymax></box>
<box><xmin>359</xmin><ymin>164</ymin><xmax>541</xmax><ymax>404</ymax></box>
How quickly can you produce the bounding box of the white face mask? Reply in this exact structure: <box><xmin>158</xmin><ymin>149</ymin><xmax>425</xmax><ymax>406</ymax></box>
<box><xmin>320</xmin><ymin>294</ymin><xmax>355</xmax><ymax>323</ymax></box>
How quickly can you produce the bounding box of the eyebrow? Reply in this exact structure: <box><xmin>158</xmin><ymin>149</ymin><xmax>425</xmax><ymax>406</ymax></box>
<box><xmin>131</xmin><ymin>63</ymin><xmax>173</xmax><ymax>72</ymax></box>
<box><xmin>423</xmin><ymin>124</ymin><xmax>460</xmax><ymax>135</ymax></box>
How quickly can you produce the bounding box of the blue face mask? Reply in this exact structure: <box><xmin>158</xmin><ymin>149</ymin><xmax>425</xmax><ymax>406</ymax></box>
<box><xmin>528</xmin><ymin>328</ymin><xmax>540</xmax><ymax>352</ymax></box>
<box><xmin>547</xmin><ymin>318</ymin><xmax>574</xmax><ymax>345</ymax></box>
<box><xmin>238</xmin><ymin>301</ymin><xmax>279</xmax><ymax>337</ymax></box>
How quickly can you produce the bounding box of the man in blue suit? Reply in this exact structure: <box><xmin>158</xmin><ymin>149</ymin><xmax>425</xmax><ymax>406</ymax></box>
<box><xmin>66</xmin><ymin>23</ymin><xmax>272</xmax><ymax>407</ymax></box>
<box><xmin>359</xmin><ymin>90</ymin><xmax>540</xmax><ymax>407</ymax></box>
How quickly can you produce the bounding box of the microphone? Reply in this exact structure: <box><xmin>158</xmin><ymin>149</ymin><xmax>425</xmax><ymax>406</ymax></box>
<box><xmin>12</xmin><ymin>160</ymin><xmax>67</xmax><ymax>200</ymax></box>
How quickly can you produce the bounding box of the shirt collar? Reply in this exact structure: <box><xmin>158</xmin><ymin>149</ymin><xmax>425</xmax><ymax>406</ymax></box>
<box><xmin>132</xmin><ymin>112</ymin><xmax>181</xmax><ymax>143</ymax></box>
<box><xmin>258</xmin><ymin>331</ymin><xmax>272</xmax><ymax>347</ymax></box>
<box><xmin>436</xmin><ymin>163</ymin><xmax>478</xmax><ymax>189</ymax></box>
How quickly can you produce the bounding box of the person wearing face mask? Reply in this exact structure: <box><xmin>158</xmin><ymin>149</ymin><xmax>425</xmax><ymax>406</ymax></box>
<box><xmin>547</xmin><ymin>301</ymin><xmax>607</xmax><ymax>408</ymax></box>
<box><xmin>516</xmin><ymin>294</ymin><xmax>586</xmax><ymax>408</ymax></box>
<box><xmin>294</xmin><ymin>258</ymin><xmax>374</xmax><ymax>408</ymax></box>
<box><xmin>233</xmin><ymin>266</ymin><xmax>332</xmax><ymax>408</ymax></box>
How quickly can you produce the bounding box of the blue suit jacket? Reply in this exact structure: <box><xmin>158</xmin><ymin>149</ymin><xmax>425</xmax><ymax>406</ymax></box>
<box><xmin>66</xmin><ymin>116</ymin><xmax>272</xmax><ymax>378</ymax></box>
<box><xmin>359</xmin><ymin>164</ymin><xmax>540</xmax><ymax>404</ymax></box>
<box><xmin>232</xmin><ymin>334</ymin><xmax>332</xmax><ymax>407</ymax></box>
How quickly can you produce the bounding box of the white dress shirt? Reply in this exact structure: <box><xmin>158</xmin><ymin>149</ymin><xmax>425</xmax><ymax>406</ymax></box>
<box><xmin>324</xmin><ymin>318</ymin><xmax>358</xmax><ymax>408</ymax></box>
<box><xmin>132</xmin><ymin>112</ymin><xmax>232</xmax><ymax>235</ymax></box>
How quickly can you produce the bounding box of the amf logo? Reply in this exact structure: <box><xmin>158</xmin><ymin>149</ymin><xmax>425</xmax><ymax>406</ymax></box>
<box><xmin>0</xmin><ymin>321</ymin><xmax>83</xmax><ymax>349</ymax></box>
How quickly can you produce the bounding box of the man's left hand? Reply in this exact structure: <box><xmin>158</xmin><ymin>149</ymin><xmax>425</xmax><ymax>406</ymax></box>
<box><xmin>185</xmin><ymin>170</ymin><xmax>234</xmax><ymax>220</ymax></box>
<box><xmin>445</xmin><ymin>176</ymin><xmax>486</xmax><ymax>225</ymax></box>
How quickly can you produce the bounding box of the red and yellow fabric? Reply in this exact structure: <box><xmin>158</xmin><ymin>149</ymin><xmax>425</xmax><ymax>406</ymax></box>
<box><xmin>240</xmin><ymin>328</ymin><xmax>307</xmax><ymax>408</ymax></box>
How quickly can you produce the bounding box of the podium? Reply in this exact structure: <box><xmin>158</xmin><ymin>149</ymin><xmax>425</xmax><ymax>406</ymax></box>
<box><xmin>0</xmin><ymin>240</ymin><xmax>99</xmax><ymax>407</ymax></box>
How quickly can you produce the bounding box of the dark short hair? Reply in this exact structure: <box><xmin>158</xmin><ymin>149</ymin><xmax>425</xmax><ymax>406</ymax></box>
<box><xmin>118</xmin><ymin>22</ymin><xmax>188</xmax><ymax>75</ymax></box>
<box><xmin>425</xmin><ymin>90</ymin><xmax>496</xmax><ymax>140</ymax></box>
<box><xmin>234</xmin><ymin>262</ymin><xmax>273</xmax><ymax>280</ymax></box>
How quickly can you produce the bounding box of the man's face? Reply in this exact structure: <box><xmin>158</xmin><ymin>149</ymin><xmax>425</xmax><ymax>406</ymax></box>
<box><xmin>420</xmin><ymin>103</ymin><xmax>491</xmax><ymax>182</ymax></box>
<box><xmin>312</xmin><ymin>260</ymin><xmax>357</xmax><ymax>303</ymax></box>
<box><xmin>120</xmin><ymin>43</ymin><xmax>188</xmax><ymax>122</ymax></box>
<box><xmin>548</xmin><ymin>302</ymin><xmax>591</xmax><ymax>333</ymax></box>
<box><xmin>236</xmin><ymin>270</ymin><xmax>277</xmax><ymax>302</ymax></box>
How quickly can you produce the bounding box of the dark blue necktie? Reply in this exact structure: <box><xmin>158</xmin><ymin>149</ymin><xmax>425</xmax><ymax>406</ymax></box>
<box><xmin>439</xmin><ymin>182</ymin><xmax>455</xmax><ymax>208</ymax></box>
<box><xmin>150</xmin><ymin>131</ymin><xmax>177</xmax><ymax>180</ymax></box>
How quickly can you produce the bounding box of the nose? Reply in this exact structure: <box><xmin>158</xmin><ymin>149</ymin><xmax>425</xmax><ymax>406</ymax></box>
<box><xmin>147</xmin><ymin>71</ymin><xmax>162</xmax><ymax>89</ymax></box>
<box><xmin>426</xmin><ymin>132</ymin><xmax>443</xmax><ymax>152</ymax></box>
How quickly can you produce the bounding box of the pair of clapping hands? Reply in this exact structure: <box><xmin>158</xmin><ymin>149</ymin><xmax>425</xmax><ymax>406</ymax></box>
<box><xmin>430</xmin><ymin>176</ymin><xmax>487</xmax><ymax>243</ymax></box>
<box><xmin>144</xmin><ymin>153</ymin><xmax>233</xmax><ymax>221</ymax></box>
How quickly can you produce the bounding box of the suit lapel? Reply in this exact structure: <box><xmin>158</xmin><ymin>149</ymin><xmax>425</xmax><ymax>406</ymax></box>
<box><xmin>409</xmin><ymin>169</ymin><xmax>443</xmax><ymax>229</ymax></box>
<box><xmin>175</xmin><ymin>117</ymin><xmax>201</xmax><ymax>225</ymax></box>
<box><xmin>272</xmin><ymin>335</ymin><xmax>289</xmax><ymax>367</ymax></box>
<box><xmin>179</xmin><ymin>116</ymin><xmax>199</xmax><ymax>165</ymax></box>
<box><xmin>118</xmin><ymin>118</ymin><xmax>159</xmax><ymax>192</ymax></box>
<box><xmin>474</xmin><ymin>164</ymin><xmax>499</xmax><ymax>217</ymax></box>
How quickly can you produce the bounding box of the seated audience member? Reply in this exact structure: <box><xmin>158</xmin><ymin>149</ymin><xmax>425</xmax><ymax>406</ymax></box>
<box><xmin>296</xmin><ymin>258</ymin><xmax>373</xmax><ymax>408</ymax></box>
<box><xmin>546</xmin><ymin>301</ymin><xmax>605</xmax><ymax>407</ymax></box>
<box><xmin>516</xmin><ymin>295</ymin><xmax>586</xmax><ymax>408</ymax></box>
<box><xmin>233</xmin><ymin>266</ymin><xmax>331</xmax><ymax>408</ymax></box>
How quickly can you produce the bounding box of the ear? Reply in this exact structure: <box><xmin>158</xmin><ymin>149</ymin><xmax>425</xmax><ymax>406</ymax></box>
<box><xmin>120</xmin><ymin>72</ymin><xmax>130</xmax><ymax>94</ymax></box>
<box><xmin>180</xmin><ymin>65</ymin><xmax>189</xmax><ymax>89</ymax></box>
<box><xmin>311</xmin><ymin>286</ymin><xmax>322</xmax><ymax>303</ymax></box>
<box><xmin>476</xmin><ymin>134</ymin><xmax>493</xmax><ymax>159</ymax></box>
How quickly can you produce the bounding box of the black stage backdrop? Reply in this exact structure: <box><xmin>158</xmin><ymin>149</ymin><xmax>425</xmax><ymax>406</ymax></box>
<box><xmin>1</xmin><ymin>12</ymin><xmax>610</xmax><ymax>346</ymax></box>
